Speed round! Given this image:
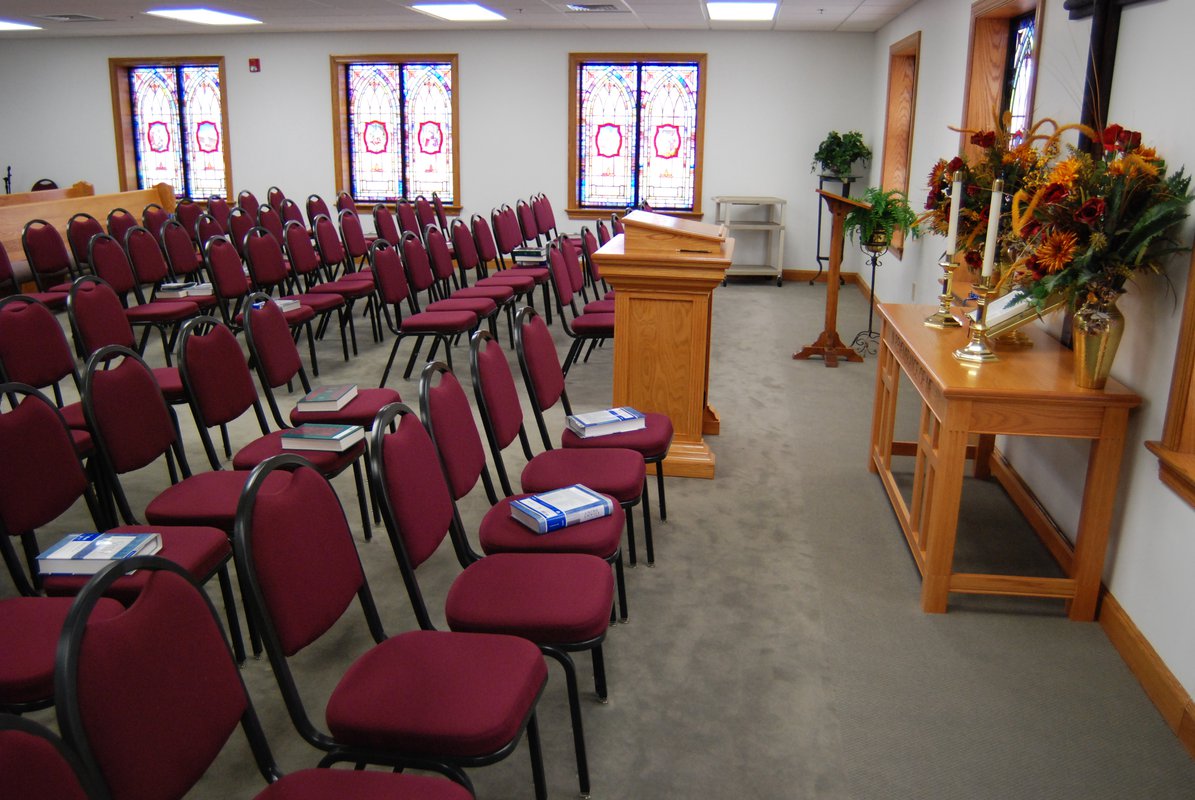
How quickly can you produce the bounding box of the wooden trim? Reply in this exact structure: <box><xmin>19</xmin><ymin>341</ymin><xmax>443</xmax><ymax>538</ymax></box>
<box><xmin>1099</xmin><ymin>592</ymin><xmax>1195</xmax><ymax>759</ymax></box>
<box><xmin>567</xmin><ymin>52</ymin><xmax>707</xmax><ymax>217</ymax></box>
<box><xmin>1160</xmin><ymin>250</ymin><xmax>1195</xmax><ymax>451</ymax></box>
<box><xmin>328</xmin><ymin>54</ymin><xmax>461</xmax><ymax>205</ymax></box>
<box><xmin>108</xmin><ymin>57</ymin><xmax>233</xmax><ymax>199</ymax></box>
<box><xmin>880</xmin><ymin>32</ymin><xmax>920</xmax><ymax>258</ymax></box>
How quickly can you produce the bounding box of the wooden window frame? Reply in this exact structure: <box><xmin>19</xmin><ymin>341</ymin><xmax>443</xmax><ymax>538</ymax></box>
<box><xmin>1146</xmin><ymin>248</ymin><xmax>1195</xmax><ymax>508</ymax></box>
<box><xmin>566</xmin><ymin>52</ymin><xmax>707</xmax><ymax>221</ymax></box>
<box><xmin>879</xmin><ymin>32</ymin><xmax>921</xmax><ymax>259</ymax></box>
<box><xmin>329</xmin><ymin>54</ymin><xmax>461</xmax><ymax>214</ymax></box>
<box><xmin>109</xmin><ymin>57</ymin><xmax>233</xmax><ymax>200</ymax></box>
<box><xmin>959</xmin><ymin>0</ymin><xmax>1043</xmax><ymax>161</ymax></box>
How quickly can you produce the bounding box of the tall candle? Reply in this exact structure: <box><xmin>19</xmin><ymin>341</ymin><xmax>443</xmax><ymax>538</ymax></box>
<box><xmin>944</xmin><ymin>170</ymin><xmax>963</xmax><ymax>260</ymax></box>
<box><xmin>980</xmin><ymin>178</ymin><xmax>1004</xmax><ymax>278</ymax></box>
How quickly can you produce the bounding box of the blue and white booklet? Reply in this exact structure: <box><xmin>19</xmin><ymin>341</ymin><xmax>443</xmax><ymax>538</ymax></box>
<box><xmin>566</xmin><ymin>407</ymin><xmax>646</xmax><ymax>438</ymax></box>
<box><xmin>510</xmin><ymin>485</ymin><xmax>615</xmax><ymax>534</ymax></box>
<box><xmin>37</xmin><ymin>532</ymin><xmax>162</xmax><ymax>575</ymax></box>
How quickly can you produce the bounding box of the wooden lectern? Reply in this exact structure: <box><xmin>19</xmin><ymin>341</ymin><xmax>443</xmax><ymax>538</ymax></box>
<box><xmin>593</xmin><ymin>211</ymin><xmax>733</xmax><ymax>479</ymax></box>
<box><xmin>793</xmin><ymin>190</ymin><xmax>868</xmax><ymax>367</ymax></box>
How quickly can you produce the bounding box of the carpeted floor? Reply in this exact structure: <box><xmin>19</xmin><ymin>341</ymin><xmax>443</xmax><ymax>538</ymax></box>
<box><xmin>11</xmin><ymin>276</ymin><xmax>1195</xmax><ymax>798</ymax></box>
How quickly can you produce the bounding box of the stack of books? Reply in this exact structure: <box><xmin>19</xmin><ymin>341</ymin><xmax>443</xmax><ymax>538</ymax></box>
<box><xmin>512</xmin><ymin>245</ymin><xmax>548</xmax><ymax>265</ymax></box>
<box><xmin>280</xmin><ymin>423</ymin><xmax>365</xmax><ymax>452</ymax></box>
<box><xmin>37</xmin><ymin>532</ymin><xmax>162</xmax><ymax>575</ymax></box>
<box><xmin>297</xmin><ymin>383</ymin><xmax>358</xmax><ymax>412</ymax></box>
<box><xmin>566</xmin><ymin>407</ymin><xmax>646</xmax><ymax>438</ymax></box>
<box><xmin>510</xmin><ymin>484</ymin><xmax>615</xmax><ymax>534</ymax></box>
<box><xmin>157</xmin><ymin>281</ymin><xmax>214</xmax><ymax>298</ymax></box>
<box><xmin>252</xmin><ymin>297</ymin><xmax>301</xmax><ymax>313</ymax></box>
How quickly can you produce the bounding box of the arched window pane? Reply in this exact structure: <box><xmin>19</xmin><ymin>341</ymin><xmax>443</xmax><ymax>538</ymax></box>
<box><xmin>579</xmin><ymin>64</ymin><xmax>637</xmax><ymax>209</ymax></box>
<box><xmin>639</xmin><ymin>64</ymin><xmax>698</xmax><ymax>210</ymax></box>
<box><xmin>180</xmin><ymin>65</ymin><xmax>226</xmax><ymax>199</ymax></box>
<box><xmin>404</xmin><ymin>64</ymin><xmax>454</xmax><ymax>203</ymax></box>
<box><xmin>130</xmin><ymin>67</ymin><xmax>185</xmax><ymax>195</ymax></box>
<box><xmin>1006</xmin><ymin>14</ymin><xmax>1035</xmax><ymax>144</ymax></box>
<box><xmin>348</xmin><ymin>64</ymin><xmax>403</xmax><ymax>203</ymax></box>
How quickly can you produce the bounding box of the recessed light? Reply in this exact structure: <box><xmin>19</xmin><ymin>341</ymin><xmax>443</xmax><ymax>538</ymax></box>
<box><xmin>411</xmin><ymin>4</ymin><xmax>506</xmax><ymax>22</ymax></box>
<box><xmin>145</xmin><ymin>8</ymin><xmax>262</xmax><ymax>26</ymax></box>
<box><xmin>0</xmin><ymin>20</ymin><xmax>42</xmax><ymax>31</ymax></box>
<box><xmin>707</xmin><ymin>2</ymin><xmax>777</xmax><ymax>22</ymax></box>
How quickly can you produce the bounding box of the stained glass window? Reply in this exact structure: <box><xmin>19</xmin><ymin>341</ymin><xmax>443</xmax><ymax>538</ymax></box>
<box><xmin>577</xmin><ymin>60</ymin><xmax>700</xmax><ymax>211</ymax></box>
<box><xmin>128</xmin><ymin>64</ymin><xmax>226</xmax><ymax>199</ymax></box>
<box><xmin>345</xmin><ymin>61</ymin><xmax>454</xmax><ymax>204</ymax></box>
<box><xmin>1004</xmin><ymin>13</ymin><xmax>1036</xmax><ymax>144</ymax></box>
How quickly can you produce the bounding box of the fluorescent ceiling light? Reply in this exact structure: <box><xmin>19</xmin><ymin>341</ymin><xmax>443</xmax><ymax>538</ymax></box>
<box><xmin>707</xmin><ymin>2</ymin><xmax>777</xmax><ymax>21</ymax></box>
<box><xmin>0</xmin><ymin>20</ymin><xmax>42</xmax><ymax>31</ymax></box>
<box><xmin>411</xmin><ymin>3</ymin><xmax>506</xmax><ymax>22</ymax></box>
<box><xmin>145</xmin><ymin>8</ymin><xmax>262</xmax><ymax>26</ymax></box>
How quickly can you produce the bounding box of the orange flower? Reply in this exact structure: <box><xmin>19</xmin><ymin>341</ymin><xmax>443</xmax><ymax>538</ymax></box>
<box><xmin>1048</xmin><ymin>157</ymin><xmax>1081</xmax><ymax>186</ymax></box>
<box><xmin>1035</xmin><ymin>230</ymin><xmax>1079</xmax><ymax>273</ymax></box>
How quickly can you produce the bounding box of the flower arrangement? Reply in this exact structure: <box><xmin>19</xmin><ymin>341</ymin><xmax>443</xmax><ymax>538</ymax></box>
<box><xmin>811</xmin><ymin>130</ymin><xmax>872</xmax><ymax>178</ymax></box>
<box><xmin>1007</xmin><ymin>124</ymin><xmax>1194</xmax><ymax>312</ymax></box>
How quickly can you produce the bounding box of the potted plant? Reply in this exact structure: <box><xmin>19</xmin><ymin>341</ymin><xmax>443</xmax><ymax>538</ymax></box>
<box><xmin>812</xmin><ymin>130</ymin><xmax>872</xmax><ymax>178</ymax></box>
<box><xmin>844</xmin><ymin>187</ymin><xmax>921</xmax><ymax>251</ymax></box>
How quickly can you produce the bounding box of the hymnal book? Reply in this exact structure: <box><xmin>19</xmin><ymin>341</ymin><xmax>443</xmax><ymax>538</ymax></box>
<box><xmin>297</xmin><ymin>383</ymin><xmax>358</xmax><ymax>412</ymax></box>
<box><xmin>510</xmin><ymin>484</ymin><xmax>614</xmax><ymax>534</ymax></box>
<box><xmin>37</xmin><ymin>532</ymin><xmax>162</xmax><ymax>576</ymax></box>
<box><xmin>280</xmin><ymin>423</ymin><xmax>365</xmax><ymax>452</ymax></box>
<box><xmin>157</xmin><ymin>281</ymin><xmax>195</xmax><ymax>298</ymax></box>
<box><xmin>512</xmin><ymin>245</ymin><xmax>548</xmax><ymax>264</ymax></box>
<box><xmin>187</xmin><ymin>282</ymin><xmax>214</xmax><ymax>296</ymax></box>
<box><xmin>253</xmin><ymin>298</ymin><xmax>301</xmax><ymax>313</ymax></box>
<box><xmin>566</xmin><ymin>407</ymin><xmax>646</xmax><ymax>438</ymax></box>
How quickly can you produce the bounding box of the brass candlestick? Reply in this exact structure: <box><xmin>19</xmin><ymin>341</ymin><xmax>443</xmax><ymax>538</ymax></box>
<box><xmin>953</xmin><ymin>273</ymin><xmax>999</xmax><ymax>363</ymax></box>
<box><xmin>924</xmin><ymin>253</ymin><xmax>962</xmax><ymax>328</ymax></box>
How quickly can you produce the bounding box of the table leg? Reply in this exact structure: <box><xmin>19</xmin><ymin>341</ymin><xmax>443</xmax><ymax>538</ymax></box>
<box><xmin>919</xmin><ymin>403</ymin><xmax>970</xmax><ymax>613</ymax></box>
<box><xmin>973</xmin><ymin>434</ymin><xmax>996</xmax><ymax>479</ymax></box>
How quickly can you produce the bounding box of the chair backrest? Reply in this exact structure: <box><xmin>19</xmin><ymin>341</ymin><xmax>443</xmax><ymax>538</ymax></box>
<box><xmin>596</xmin><ymin>218</ymin><xmax>611</xmax><ymax>245</ymax></box>
<box><xmin>339</xmin><ymin>208</ymin><xmax>370</xmax><ymax>263</ymax></box>
<box><xmin>419</xmin><ymin>362</ymin><xmax>488</xmax><ymax>502</ymax></box>
<box><xmin>313</xmin><ymin>214</ymin><xmax>347</xmax><ymax>272</ymax></box>
<box><xmin>581</xmin><ymin>226</ymin><xmax>604</xmax><ymax>285</ymax></box>
<box><xmin>243</xmin><ymin>292</ymin><xmax>304</xmax><ymax>393</ymax></box>
<box><xmin>0</xmin><ymin>296</ymin><xmax>80</xmax><ymax>391</ymax></box>
<box><xmin>414</xmin><ymin>195</ymin><xmax>436</xmax><ymax>232</ymax></box>
<box><xmin>22</xmin><ymin>219</ymin><xmax>73</xmax><ymax>290</ymax></box>
<box><xmin>471</xmin><ymin>213</ymin><xmax>501</xmax><ymax>265</ymax></box>
<box><xmin>469</xmin><ymin>329</ymin><xmax>527</xmax><ymax>454</ymax></box>
<box><xmin>395</xmin><ymin>201</ymin><xmax>420</xmax><ymax>237</ymax></box>
<box><xmin>451</xmin><ymin>218</ymin><xmax>481</xmax><ymax>273</ymax></box>
<box><xmin>66</xmin><ymin>213</ymin><xmax>104</xmax><ymax>271</ymax></box>
<box><xmin>336</xmin><ymin>191</ymin><xmax>356</xmax><ymax>213</ymax></box>
<box><xmin>532</xmin><ymin>193</ymin><xmax>557</xmax><ymax>238</ymax></box>
<box><xmin>425</xmin><ymin>224</ymin><xmax>455</xmax><ymax>283</ymax></box>
<box><xmin>68</xmin><ymin>276</ymin><xmax>136</xmax><ymax>355</ymax></box>
<box><xmin>370</xmin><ymin>239</ymin><xmax>412</xmax><ymax>307</ymax></box>
<box><xmin>207</xmin><ymin>196</ymin><xmax>232</xmax><ymax>234</ymax></box>
<box><xmin>557</xmin><ymin>237</ymin><xmax>586</xmax><ymax>300</ymax></box>
<box><xmin>266</xmin><ymin>186</ymin><xmax>286</xmax><ymax>210</ymax></box>
<box><xmin>432</xmin><ymin>192</ymin><xmax>450</xmax><ymax>230</ymax></box>
<box><xmin>203</xmin><ymin>236</ymin><xmax>250</xmax><ymax>303</ymax></box>
<box><xmin>305</xmin><ymin>194</ymin><xmax>331</xmax><ymax>229</ymax></box>
<box><xmin>516</xmin><ymin>199</ymin><xmax>539</xmax><ymax>245</ymax></box>
<box><xmin>0</xmin><ymin>713</ymin><xmax>94</xmax><ymax>800</ymax></box>
<box><xmin>194</xmin><ymin>212</ymin><xmax>225</xmax><ymax>248</ymax></box>
<box><xmin>83</xmin><ymin>346</ymin><xmax>182</xmax><ymax>477</ymax></box>
<box><xmin>87</xmin><ymin>233</ymin><xmax>140</xmax><ymax>298</ymax></box>
<box><xmin>30</xmin><ymin>178</ymin><xmax>58</xmax><ymax>191</ymax></box>
<box><xmin>546</xmin><ymin>243</ymin><xmax>576</xmax><ymax>312</ymax></box>
<box><xmin>141</xmin><ymin>203</ymin><xmax>171</xmax><ymax>239</ymax></box>
<box><xmin>279</xmin><ymin>197</ymin><xmax>305</xmax><ymax>228</ymax></box>
<box><xmin>227</xmin><ymin>206</ymin><xmax>254</xmax><ymax>256</ymax></box>
<box><xmin>238</xmin><ymin>189</ymin><xmax>260</xmax><ymax>218</ymax></box>
<box><xmin>256</xmin><ymin>203</ymin><xmax>285</xmax><ymax>246</ymax></box>
<box><xmin>178</xmin><ymin>316</ymin><xmax>262</xmax><ymax>430</ymax></box>
<box><xmin>244</xmin><ymin>226</ymin><xmax>290</xmax><ymax>291</ymax></box>
<box><xmin>174</xmin><ymin>199</ymin><xmax>202</xmax><ymax>242</ymax></box>
<box><xmin>55</xmin><ymin>558</ymin><xmax>274</xmax><ymax>800</ymax></box>
<box><xmin>514</xmin><ymin>306</ymin><xmax>566</xmax><ymax>415</ymax></box>
<box><xmin>611</xmin><ymin>213</ymin><xmax>624</xmax><ymax>235</ymax></box>
<box><xmin>491</xmin><ymin>205</ymin><xmax>522</xmax><ymax>256</ymax></box>
<box><xmin>124</xmin><ymin>225</ymin><xmax>171</xmax><ymax>286</ymax></box>
<box><xmin>283</xmin><ymin>220</ymin><xmax>322</xmax><ymax>280</ymax></box>
<box><xmin>105</xmin><ymin>208</ymin><xmax>137</xmax><ymax>243</ymax></box>
<box><xmin>400</xmin><ymin>231</ymin><xmax>436</xmax><ymax>295</ymax></box>
<box><xmin>0</xmin><ymin>240</ymin><xmax>15</xmax><ymax>293</ymax></box>
<box><xmin>373</xmin><ymin>204</ymin><xmax>402</xmax><ymax>246</ymax></box>
<box><xmin>160</xmin><ymin>218</ymin><xmax>203</xmax><ymax>279</ymax></box>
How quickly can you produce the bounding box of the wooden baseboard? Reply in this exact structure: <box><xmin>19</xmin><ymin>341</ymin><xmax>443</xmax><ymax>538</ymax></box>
<box><xmin>780</xmin><ymin>268</ymin><xmax>859</xmax><ymax>284</ymax></box>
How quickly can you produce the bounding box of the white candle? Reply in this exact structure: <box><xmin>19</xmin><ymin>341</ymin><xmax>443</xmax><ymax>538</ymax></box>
<box><xmin>944</xmin><ymin>170</ymin><xmax>963</xmax><ymax>260</ymax></box>
<box><xmin>981</xmin><ymin>178</ymin><xmax>1003</xmax><ymax>278</ymax></box>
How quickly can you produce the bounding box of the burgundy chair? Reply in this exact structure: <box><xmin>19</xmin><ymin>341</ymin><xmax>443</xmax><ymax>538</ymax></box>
<box><xmin>414</xmin><ymin>195</ymin><xmax>437</xmax><ymax>233</ymax></box>
<box><xmin>105</xmin><ymin>208</ymin><xmax>137</xmax><ymax>243</ymax></box>
<box><xmin>401</xmin><ymin>232</ymin><xmax>498</xmax><ymax>339</ymax></box>
<box><xmin>396</xmin><ymin>200</ymin><xmax>420</xmax><ymax>238</ymax></box>
<box><xmin>516</xmin><ymin>198</ymin><xmax>542</xmax><ymax>245</ymax></box>
<box><xmin>279</xmin><ymin>197</ymin><xmax>306</xmax><ymax>229</ymax></box>
<box><xmin>545</xmin><ymin>242</ymin><xmax>614</xmax><ymax>374</ymax></box>
<box><xmin>532</xmin><ymin>192</ymin><xmax>564</xmax><ymax>240</ymax></box>
<box><xmin>516</xmin><ymin>306</ymin><xmax>672</xmax><ymax>556</ymax></box>
<box><xmin>432</xmin><ymin>191</ymin><xmax>452</xmax><ymax>230</ymax></box>
<box><xmin>280</xmin><ymin>219</ymin><xmax>356</xmax><ymax>362</ymax></box>
<box><xmin>305</xmin><ymin>193</ymin><xmax>331</xmax><ymax>229</ymax></box>
<box><xmin>202</xmin><ymin>235</ymin><xmax>254</xmax><ymax>329</ymax></box>
<box><xmin>227</xmin><ymin>206</ymin><xmax>255</xmax><ymax>257</ymax></box>
<box><xmin>54</xmin><ymin>557</ymin><xmax>472</xmax><ymax>800</ymax></box>
<box><xmin>596</xmin><ymin>218</ymin><xmax>612</xmax><ymax>245</ymax></box>
<box><xmin>207</xmin><ymin>196</ymin><xmax>233</xmax><ymax>234</ymax></box>
<box><xmin>141</xmin><ymin>203</ymin><xmax>171</xmax><ymax>239</ymax></box>
<box><xmin>0</xmin><ymin>296</ymin><xmax>89</xmax><ymax>438</ymax></box>
<box><xmin>256</xmin><ymin>203</ymin><xmax>286</xmax><ymax>251</ymax></box>
<box><xmin>194</xmin><ymin>211</ymin><xmax>225</xmax><ymax>247</ymax></box>
<box><xmin>30</xmin><ymin>178</ymin><xmax>58</xmax><ymax>191</ymax></box>
<box><xmin>581</xmin><ymin>225</ymin><xmax>612</xmax><ymax>299</ymax></box>
<box><xmin>67</xmin><ymin>276</ymin><xmax>186</xmax><ymax>405</ymax></box>
<box><xmin>374</xmin><ymin>203</ymin><xmax>403</xmax><ymax>246</ymax></box>
<box><xmin>237</xmin><ymin>189</ymin><xmax>260</xmax><ymax>218</ymax></box>
<box><xmin>21</xmin><ymin>219</ymin><xmax>75</xmax><ymax>294</ymax></box>
<box><xmin>66</xmin><ymin>212</ymin><xmax>104</xmax><ymax>276</ymax></box>
<box><xmin>88</xmin><ymin>232</ymin><xmax>199</xmax><ymax>363</ymax></box>
<box><xmin>0</xmin><ymin>713</ymin><xmax>100</xmax><ymax>796</ymax></box>
<box><xmin>336</xmin><ymin>190</ymin><xmax>356</xmax><ymax>213</ymax></box>
<box><xmin>490</xmin><ymin>206</ymin><xmax>552</xmax><ymax>322</ymax></box>
<box><xmin>0</xmin><ymin>240</ymin><xmax>66</xmax><ymax>310</ymax></box>
<box><xmin>611</xmin><ymin>213</ymin><xmax>624</xmax><ymax>235</ymax></box>
<box><xmin>426</xmin><ymin>225</ymin><xmax>512</xmax><ymax>324</ymax></box>
<box><xmin>338</xmin><ymin>207</ymin><xmax>375</xmax><ymax>272</ymax></box>
<box><xmin>266</xmin><ymin>185</ymin><xmax>286</xmax><ymax>210</ymax></box>
<box><xmin>562</xmin><ymin>232</ymin><xmax>612</xmax><ymax>313</ymax></box>
<box><xmin>159</xmin><ymin>217</ymin><xmax>205</xmax><ymax>281</ymax></box>
<box><xmin>233</xmin><ymin>455</ymin><xmax>549</xmax><ymax>796</ymax></box>
<box><xmin>372</xmin><ymin>239</ymin><xmax>477</xmax><ymax>384</ymax></box>
<box><xmin>126</xmin><ymin>225</ymin><xmax>216</xmax><ymax>312</ymax></box>
<box><xmin>176</xmin><ymin>316</ymin><xmax>373</xmax><ymax>540</ymax></box>
<box><xmin>371</xmin><ymin>400</ymin><xmax>614</xmax><ymax>798</ymax></box>
<box><xmin>174</xmin><ymin>198</ymin><xmax>203</xmax><ymax>243</ymax></box>
<box><xmin>451</xmin><ymin>218</ymin><xmax>535</xmax><ymax>301</ymax></box>
<box><xmin>0</xmin><ymin>382</ymin><xmax>246</xmax><ymax>663</ymax></box>
<box><xmin>312</xmin><ymin>214</ymin><xmax>380</xmax><ymax>346</ymax></box>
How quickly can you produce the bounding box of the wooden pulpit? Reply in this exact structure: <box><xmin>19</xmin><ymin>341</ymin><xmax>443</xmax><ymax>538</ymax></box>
<box><xmin>593</xmin><ymin>211</ymin><xmax>733</xmax><ymax>479</ymax></box>
<box><xmin>793</xmin><ymin>190</ymin><xmax>868</xmax><ymax>367</ymax></box>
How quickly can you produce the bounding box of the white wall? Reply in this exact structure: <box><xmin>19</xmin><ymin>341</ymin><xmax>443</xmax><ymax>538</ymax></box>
<box><xmin>0</xmin><ymin>29</ymin><xmax>875</xmax><ymax>273</ymax></box>
<box><xmin>868</xmin><ymin>0</ymin><xmax>1195</xmax><ymax>700</ymax></box>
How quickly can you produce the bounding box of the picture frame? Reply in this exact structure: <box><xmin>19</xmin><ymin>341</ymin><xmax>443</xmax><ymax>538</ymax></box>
<box><xmin>972</xmin><ymin>289</ymin><xmax>1066</xmax><ymax>336</ymax></box>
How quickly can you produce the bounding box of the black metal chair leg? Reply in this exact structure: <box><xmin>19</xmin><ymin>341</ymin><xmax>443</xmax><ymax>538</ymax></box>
<box><xmin>351</xmin><ymin>459</ymin><xmax>372</xmax><ymax>542</ymax></box>
<box><xmin>642</xmin><ymin>485</ymin><xmax>654</xmax><ymax>566</ymax></box>
<box><xmin>543</xmin><ymin>648</ymin><xmax>590</xmax><ymax>798</ymax></box>
<box><xmin>624</xmin><ymin>500</ymin><xmax>638</xmax><ymax>567</ymax></box>
<box><xmin>654</xmin><ymin>460</ymin><xmax>667</xmax><ymax>521</ymax></box>
<box><xmin>614</xmin><ymin>550</ymin><xmax>628</xmax><ymax>622</ymax></box>
<box><xmin>216</xmin><ymin>565</ymin><xmax>247</xmax><ymax>665</ymax></box>
<box><xmin>220</xmin><ymin>423</ymin><xmax>232</xmax><ymax>459</ymax></box>
<box><xmin>379</xmin><ymin>338</ymin><xmax>403</xmax><ymax>388</ymax></box>
<box><xmin>526</xmin><ymin>712</ymin><xmax>548</xmax><ymax>800</ymax></box>
<box><xmin>591</xmin><ymin>643</ymin><xmax>608</xmax><ymax>701</ymax></box>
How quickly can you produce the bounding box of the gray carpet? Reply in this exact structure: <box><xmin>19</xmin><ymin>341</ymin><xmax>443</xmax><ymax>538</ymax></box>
<box><xmin>10</xmin><ymin>277</ymin><xmax>1195</xmax><ymax>798</ymax></box>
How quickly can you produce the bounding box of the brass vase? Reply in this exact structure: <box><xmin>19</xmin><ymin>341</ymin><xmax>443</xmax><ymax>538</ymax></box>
<box><xmin>1072</xmin><ymin>296</ymin><xmax>1125</xmax><ymax>389</ymax></box>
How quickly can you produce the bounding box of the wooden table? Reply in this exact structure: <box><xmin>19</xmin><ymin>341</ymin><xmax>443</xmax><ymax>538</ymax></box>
<box><xmin>868</xmin><ymin>304</ymin><xmax>1141</xmax><ymax>620</ymax></box>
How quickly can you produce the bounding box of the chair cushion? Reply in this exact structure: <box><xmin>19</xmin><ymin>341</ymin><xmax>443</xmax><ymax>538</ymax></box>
<box><xmin>325</xmin><ymin>629</ymin><xmax>546</xmax><ymax>758</ymax></box>
<box><xmin>561</xmin><ymin>412</ymin><xmax>673</xmax><ymax>460</ymax></box>
<box><xmin>582</xmin><ymin>299</ymin><xmax>615</xmax><ymax>314</ymax></box>
<box><xmin>293</xmin><ymin>293</ymin><xmax>344</xmax><ymax>312</ymax></box>
<box><xmin>401</xmin><ymin>310</ymin><xmax>476</xmax><ymax>333</ymax></box>
<box><xmin>152</xmin><ymin>366</ymin><xmax>186</xmax><ymax>404</ymax></box>
<box><xmin>510</xmin><ymin>266</ymin><xmax>549</xmax><ymax>283</ymax></box>
<box><xmin>453</xmin><ymin>285</ymin><xmax>514</xmax><ymax>303</ymax></box>
<box><xmin>145</xmin><ymin>470</ymin><xmax>285</xmax><ymax>534</ymax></box>
<box><xmin>60</xmin><ymin>401</ymin><xmax>88</xmax><ymax>431</ymax></box>
<box><xmin>0</xmin><ymin>596</ymin><xmax>121</xmax><ymax>705</ymax></box>
<box><xmin>479</xmin><ymin>496</ymin><xmax>623</xmax><ymax>559</ymax></box>
<box><xmin>235</xmin><ymin>305</ymin><xmax>316</xmax><ymax>327</ymax></box>
<box><xmin>446</xmin><ymin>553</ymin><xmax>613</xmax><ymax>644</ymax></box>
<box><xmin>309</xmin><ymin>279</ymin><xmax>374</xmax><ymax>299</ymax></box>
<box><xmin>520</xmin><ymin>448</ymin><xmax>644</xmax><ymax>503</ymax></box>
<box><xmin>42</xmin><ymin>525</ymin><xmax>231</xmax><ymax>605</ymax></box>
<box><xmin>426</xmin><ymin>297</ymin><xmax>497</xmax><ymax>317</ymax></box>
<box><xmin>569</xmin><ymin>312</ymin><xmax>614</xmax><ymax>336</ymax></box>
<box><xmin>24</xmin><ymin>291</ymin><xmax>67</xmax><ymax>310</ymax></box>
<box><xmin>125</xmin><ymin>300</ymin><xmax>200</xmax><ymax>322</ymax></box>
<box><xmin>257</xmin><ymin>769</ymin><xmax>472</xmax><ymax>800</ymax></box>
<box><xmin>231</xmin><ymin>430</ymin><xmax>365</xmax><ymax>475</ymax></box>
<box><xmin>289</xmin><ymin>387</ymin><xmax>401</xmax><ymax>428</ymax></box>
<box><xmin>477</xmin><ymin>274</ymin><xmax>535</xmax><ymax>292</ymax></box>
<box><xmin>70</xmin><ymin>428</ymin><xmax>93</xmax><ymax>456</ymax></box>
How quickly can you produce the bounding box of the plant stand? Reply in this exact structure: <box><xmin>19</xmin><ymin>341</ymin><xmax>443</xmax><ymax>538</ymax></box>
<box><xmin>852</xmin><ymin>241</ymin><xmax>886</xmax><ymax>356</ymax></box>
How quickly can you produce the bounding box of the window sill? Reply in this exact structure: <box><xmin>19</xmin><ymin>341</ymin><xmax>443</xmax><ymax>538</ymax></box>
<box><xmin>1145</xmin><ymin>441</ymin><xmax>1195</xmax><ymax>509</ymax></box>
<box><xmin>566</xmin><ymin>207</ymin><xmax>704</xmax><ymax>222</ymax></box>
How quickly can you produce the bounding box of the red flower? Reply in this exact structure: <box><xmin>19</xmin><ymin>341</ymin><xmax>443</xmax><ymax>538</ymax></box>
<box><xmin>1101</xmin><ymin>124</ymin><xmax>1124</xmax><ymax>151</ymax></box>
<box><xmin>964</xmin><ymin>250</ymin><xmax>982</xmax><ymax>269</ymax></box>
<box><xmin>1041</xmin><ymin>182</ymin><xmax>1069</xmax><ymax>204</ymax></box>
<box><xmin>1117</xmin><ymin>128</ymin><xmax>1142</xmax><ymax>151</ymax></box>
<box><xmin>947</xmin><ymin>156</ymin><xmax>965</xmax><ymax>173</ymax></box>
<box><xmin>1074</xmin><ymin>197</ymin><xmax>1106</xmax><ymax>226</ymax></box>
<box><xmin>970</xmin><ymin>131</ymin><xmax>996</xmax><ymax>148</ymax></box>
<box><xmin>1020</xmin><ymin>219</ymin><xmax>1043</xmax><ymax>239</ymax></box>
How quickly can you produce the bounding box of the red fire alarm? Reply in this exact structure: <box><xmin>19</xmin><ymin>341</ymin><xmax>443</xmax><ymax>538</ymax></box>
<box><xmin>248</xmin><ymin>58</ymin><xmax>261</xmax><ymax>73</ymax></box>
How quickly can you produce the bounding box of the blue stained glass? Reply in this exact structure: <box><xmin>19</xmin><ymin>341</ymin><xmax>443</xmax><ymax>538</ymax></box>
<box><xmin>1006</xmin><ymin>14</ymin><xmax>1035</xmax><ymax>145</ymax></box>
<box><xmin>129</xmin><ymin>64</ymin><xmax>225</xmax><ymax>199</ymax></box>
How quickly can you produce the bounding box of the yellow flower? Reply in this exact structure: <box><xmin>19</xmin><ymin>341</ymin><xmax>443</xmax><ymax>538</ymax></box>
<box><xmin>1036</xmin><ymin>230</ymin><xmax>1079</xmax><ymax>273</ymax></box>
<box><xmin>1048</xmin><ymin>158</ymin><xmax>1081</xmax><ymax>186</ymax></box>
